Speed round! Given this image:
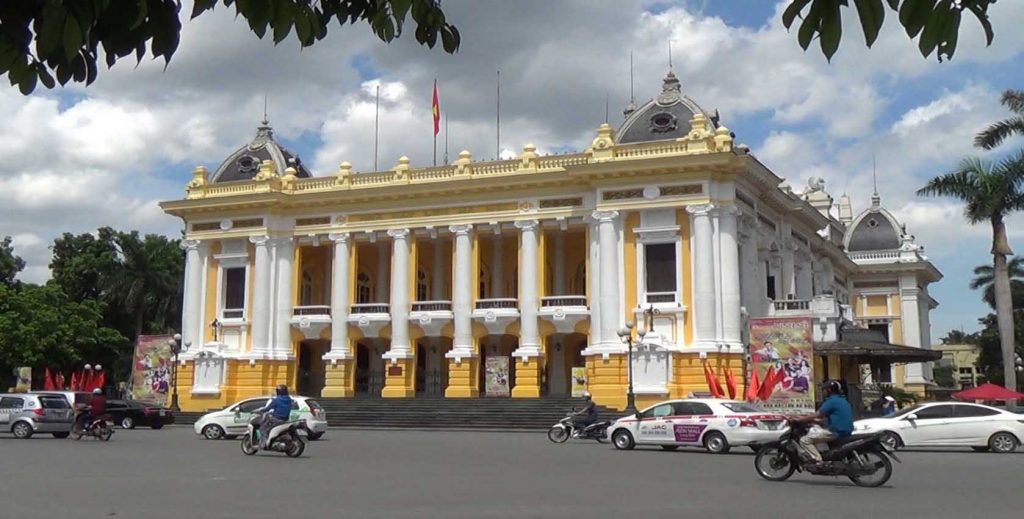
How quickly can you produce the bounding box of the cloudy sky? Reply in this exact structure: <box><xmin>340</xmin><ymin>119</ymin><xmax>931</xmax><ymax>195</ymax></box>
<box><xmin>2</xmin><ymin>0</ymin><xmax>1023</xmax><ymax>340</ymax></box>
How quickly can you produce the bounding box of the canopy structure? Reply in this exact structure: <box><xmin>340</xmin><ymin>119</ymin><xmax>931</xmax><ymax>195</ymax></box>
<box><xmin>952</xmin><ymin>383</ymin><xmax>1024</xmax><ymax>401</ymax></box>
<box><xmin>814</xmin><ymin>328</ymin><xmax>942</xmax><ymax>364</ymax></box>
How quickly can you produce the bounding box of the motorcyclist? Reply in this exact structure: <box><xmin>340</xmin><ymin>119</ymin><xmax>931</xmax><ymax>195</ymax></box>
<box><xmin>571</xmin><ymin>391</ymin><xmax>598</xmax><ymax>438</ymax></box>
<box><xmin>792</xmin><ymin>380</ymin><xmax>854</xmax><ymax>468</ymax></box>
<box><xmin>81</xmin><ymin>388</ymin><xmax>107</xmax><ymax>430</ymax></box>
<box><xmin>255</xmin><ymin>384</ymin><xmax>293</xmax><ymax>449</ymax></box>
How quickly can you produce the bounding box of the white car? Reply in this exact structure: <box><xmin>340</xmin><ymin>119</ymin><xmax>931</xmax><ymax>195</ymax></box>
<box><xmin>607</xmin><ymin>399</ymin><xmax>787</xmax><ymax>454</ymax></box>
<box><xmin>855</xmin><ymin>402</ymin><xmax>1024</xmax><ymax>453</ymax></box>
<box><xmin>194</xmin><ymin>396</ymin><xmax>328</xmax><ymax>441</ymax></box>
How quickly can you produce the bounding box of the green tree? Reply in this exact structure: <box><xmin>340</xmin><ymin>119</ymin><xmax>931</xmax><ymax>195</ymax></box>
<box><xmin>975</xmin><ymin>90</ymin><xmax>1024</xmax><ymax>150</ymax></box>
<box><xmin>0</xmin><ymin>283</ymin><xmax>126</xmax><ymax>387</ymax></box>
<box><xmin>0</xmin><ymin>0</ymin><xmax>459</xmax><ymax>95</ymax></box>
<box><xmin>918</xmin><ymin>152</ymin><xmax>1024</xmax><ymax>397</ymax></box>
<box><xmin>932</xmin><ymin>364</ymin><xmax>956</xmax><ymax>388</ymax></box>
<box><xmin>783</xmin><ymin>0</ymin><xmax>995</xmax><ymax>62</ymax></box>
<box><xmin>106</xmin><ymin>231</ymin><xmax>182</xmax><ymax>342</ymax></box>
<box><xmin>940</xmin><ymin>329</ymin><xmax>980</xmax><ymax>345</ymax></box>
<box><xmin>49</xmin><ymin>227</ymin><xmax>119</xmax><ymax>301</ymax></box>
<box><xmin>973</xmin><ymin>312</ymin><xmax>1024</xmax><ymax>385</ymax></box>
<box><xmin>969</xmin><ymin>256</ymin><xmax>1024</xmax><ymax>309</ymax></box>
<box><xmin>0</xmin><ymin>236</ymin><xmax>25</xmax><ymax>288</ymax></box>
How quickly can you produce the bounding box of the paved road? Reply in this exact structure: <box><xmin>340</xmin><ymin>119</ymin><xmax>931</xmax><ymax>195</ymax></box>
<box><xmin>1</xmin><ymin>426</ymin><xmax>1020</xmax><ymax>519</ymax></box>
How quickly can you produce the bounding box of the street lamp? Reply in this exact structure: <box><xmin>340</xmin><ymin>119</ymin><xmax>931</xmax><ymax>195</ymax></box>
<box><xmin>1015</xmin><ymin>356</ymin><xmax>1023</xmax><ymax>391</ymax></box>
<box><xmin>167</xmin><ymin>334</ymin><xmax>191</xmax><ymax>412</ymax></box>
<box><xmin>617</xmin><ymin>321</ymin><xmax>638</xmax><ymax>415</ymax></box>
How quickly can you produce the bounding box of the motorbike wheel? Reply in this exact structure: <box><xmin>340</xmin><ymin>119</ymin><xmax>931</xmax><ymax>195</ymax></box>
<box><xmin>754</xmin><ymin>447</ymin><xmax>796</xmax><ymax>482</ymax></box>
<box><xmin>240</xmin><ymin>435</ymin><xmax>258</xmax><ymax>456</ymax></box>
<box><xmin>98</xmin><ymin>426</ymin><xmax>113</xmax><ymax>442</ymax></box>
<box><xmin>547</xmin><ymin>426</ymin><xmax>569</xmax><ymax>444</ymax></box>
<box><xmin>847</xmin><ymin>450</ymin><xmax>893</xmax><ymax>488</ymax></box>
<box><xmin>285</xmin><ymin>437</ymin><xmax>306</xmax><ymax>458</ymax></box>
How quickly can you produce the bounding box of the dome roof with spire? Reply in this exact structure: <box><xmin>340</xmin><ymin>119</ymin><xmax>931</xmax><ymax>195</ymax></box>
<box><xmin>844</xmin><ymin>193</ymin><xmax>904</xmax><ymax>252</ymax></box>
<box><xmin>615</xmin><ymin>70</ymin><xmax>720</xmax><ymax>144</ymax></box>
<box><xmin>210</xmin><ymin>119</ymin><xmax>312</xmax><ymax>183</ymax></box>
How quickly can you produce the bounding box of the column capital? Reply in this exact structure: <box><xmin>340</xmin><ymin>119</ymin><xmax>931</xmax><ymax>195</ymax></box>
<box><xmin>180</xmin><ymin>239</ymin><xmax>202</xmax><ymax>252</ymax></box>
<box><xmin>685</xmin><ymin>203</ymin><xmax>716</xmax><ymax>217</ymax></box>
<box><xmin>591</xmin><ymin>210</ymin><xmax>619</xmax><ymax>223</ymax></box>
<box><xmin>249</xmin><ymin>235</ymin><xmax>270</xmax><ymax>247</ymax></box>
<box><xmin>718</xmin><ymin>204</ymin><xmax>740</xmax><ymax>216</ymax></box>
<box><xmin>269</xmin><ymin>236</ymin><xmax>294</xmax><ymax>248</ymax></box>
<box><xmin>513</xmin><ymin>219</ymin><xmax>539</xmax><ymax>231</ymax></box>
<box><xmin>387</xmin><ymin>228</ymin><xmax>410</xmax><ymax>240</ymax></box>
<box><xmin>449</xmin><ymin>224</ymin><xmax>473</xmax><ymax>236</ymax></box>
<box><xmin>328</xmin><ymin>232</ymin><xmax>350</xmax><ymax>244</ymax></box>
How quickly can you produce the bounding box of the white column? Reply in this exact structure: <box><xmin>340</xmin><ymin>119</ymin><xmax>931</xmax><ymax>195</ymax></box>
<box><xmin>180</xmin><ymin>240</ymin><xmax>205</xmax><ymax>348</ymax></box>
<box><xmin>431</xmin><ymin>239</ymin><xmax>445</xmax><ymax>300</ymax></box>
<box><xmin>588</xmin><ymin>222</ymin><xmax>602</xmax><ymax>347</ymax></box>
<box><xmin>900</xmin><ymin>275</ymin><xmax>927</xmax><ymax>384</ymax></box>
<box><xmin>515</xmin><ymin>220</ymin><xmax>541</xmax><ymax>357</ymax></box>
<box><xmin>593</xmin><ymin>210</ymin><xmax>623</xmax><ymax>349</ymax></box>
<box><xmin>273</xmin><ymin>237</ymin><xmax>295</xmax><ymax>358</ymax></box>
<box><xmin>491</xmin><ymin>226</ymin><xmax>503</xmax><ymax>298</ymax></box>
<box><xmin>326</xmin><ymin>233</ymin><xmax>351</xmax><ymax>359</ymax></box>
<box><xmin>719</xmin><ymin>206</ymin><xmax>742</xmax><ymax>348</ymax></box>
<box><xmin>796</xmin><ymin>257</ymin><xmax>814</xmax><ymax>299</ymax></box>
<box><xmin>687</xmin><ymin>205</ymin><xmax>717</xmax><ymax>347</ymax></box>
<box><xmin>249</xmin><ymin>235</ymin><xmax>272</xmax><ymax>354</ymax></box>
<box><xmin>385</xmin><ymin>229</ymin><xmax>412</xmax><ymax>359</ymax></box>
<box><xmin>375</xmin><ymin>240</ymin><xmax>389</xmax><ymax>303</ymax></box>
<box><xmin>447</xmin><ymin>225</ymin><xmax>475</xmax><ymax>359</ymax></box>
<box><xmin>554</xmin><ymin>230</ymin><xmax>566</xmax><ymax>296</ymax></box>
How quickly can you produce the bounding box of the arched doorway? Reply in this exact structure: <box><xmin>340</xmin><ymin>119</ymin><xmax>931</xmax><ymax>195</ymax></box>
<box><xmin>297</xmin><ymin>340</ymin><xmax>328</xmax><ymax>396</ymax></box>
<box><xmin>545</xmin><ymin>333</ymin><xmax>587</xmax><ymax>396</ymax></box>
<box><xmin>479</xmin><ymin>335</ymin><xmax>517</xmax><ymax>397</ymax></box>
<box><xmin>415</xmin><ymin>343</ymin><xmax>427</xmax><ymax>396</ymax></box>
<box><xmin>354</xmin><ymin>341</ymin><xmax>384</xmax><ymax>398</ymax></box>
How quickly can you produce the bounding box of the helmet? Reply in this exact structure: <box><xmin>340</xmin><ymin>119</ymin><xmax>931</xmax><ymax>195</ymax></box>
<box><xmin>821</xmin><ymin>380</ymin><xmax>842</xmax><ymax>395</ymax></box>
<box><xmin>883</xmin><ymin>395</ymin><xmax>896</xmax><ymax>403</ymax></box>
<box><xmin>275</xmin><ymin>384</ymin><xmax>289</xmax><ymax>396</ymax></box>
<box><xmin>582</xmin><ymin>391</ymin><xmax>592</xmax><ymax>400</ymax></box>
<box><xmin>92</xmin><ymin>388</ymin><xmax>103</xmax><ymax>395</ymax></box>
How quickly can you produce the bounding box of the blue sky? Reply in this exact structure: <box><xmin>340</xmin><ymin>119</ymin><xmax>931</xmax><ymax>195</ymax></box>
<box><xmin>1</xmin><ymin>0</ymin><xmax>1023</xmax><ymax>343</ymax></box>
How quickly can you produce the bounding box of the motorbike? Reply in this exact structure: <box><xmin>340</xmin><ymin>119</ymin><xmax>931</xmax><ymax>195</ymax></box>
<box><xmin>547</xmin><ymin>412</ymin><xmax>611</xmax><ymax>443</ymax></box>
<box><xmin>753</xmin><ymin>420</ymin><xmax>899</xmax><ymax>487</ymax></box>
<box><xmin>71</xmin><ymin>409</ymin><xmax>114</xmax><ymax>441</ymax></box>
<box><xmin>240</xmin><ymin>411</ymin><xmax>309</xmax><ymax>458</ymax></box>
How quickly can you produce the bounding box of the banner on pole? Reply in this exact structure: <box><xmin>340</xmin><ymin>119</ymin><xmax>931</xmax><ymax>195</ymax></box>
<box><xmin>571</xmin><ymin>367</ymin><xmax>588</xmax><ymax>397</ymax></box>
<box><xmin>484</xmin><ymin>357</ymin><xmax>510</xmax><ymax>397</ymax></box>
<box><xmin>748</xmin><ymin>317</ymin><xmax>815</xmax><ymax>412</ymax></box>
<box><xmin>129</xmin><ymin>334</ymin><xmax>174</xmax><ymax>405</ymax></box>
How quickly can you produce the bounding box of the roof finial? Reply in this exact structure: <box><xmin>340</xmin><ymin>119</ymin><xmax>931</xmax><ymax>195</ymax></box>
<box><xmin>262</xmin><ymin>94</ymin><xmax>269</xmax><ymax>126</ymax></box>
<box><xmin>871</xmin><ymin>152</ymin><xmax>880</xmax><ymax>207</ymax></box>
<box><xmin>624</xmin><ymin>51</ymin><xmax>637</xmax><ymax>118</ymax></box>
<box><xmin>668</xmin><ymin>40</ymin><xmax>673</xmax><ymax>70</ymax></box>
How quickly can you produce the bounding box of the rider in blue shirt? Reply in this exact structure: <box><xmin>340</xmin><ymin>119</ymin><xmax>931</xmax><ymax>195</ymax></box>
<box><xmin>256</xmin><ymin>384</ymin><xmax>293</xmax><ymax>448</ymax></box>
<box><xmin>793</xmin><ymin>380</ymin><xmax>854</xmax><ymax>466</ymax></box>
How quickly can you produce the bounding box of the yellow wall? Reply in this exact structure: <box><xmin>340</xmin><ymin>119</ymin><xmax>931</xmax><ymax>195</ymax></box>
<box><xmin>677</xmin><ymin>208</ymin><xmax>693</xmax><ymax>345</ymax></box>
<box><xmin>624</xmin><ymin>211</ymin><xmax>640</xmax><ymax>324</ymax></box>
<box><xmin>866</xmin><ymin>295</ymin><xmax>888</xmax><ymax>316</ymax></box>
<box><xmin>203</xmin><ymin>242</ymin><xmax>221</xmax><ymax>344</ymax></box>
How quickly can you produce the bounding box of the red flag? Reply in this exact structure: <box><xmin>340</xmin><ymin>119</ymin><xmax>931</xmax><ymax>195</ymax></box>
<box><xmin>431</xmin><ymin>80</ymin><xmax>440</xmax><ymax>136</ymax></box>
<box><xmin>725</xmin><ymin>367</ymin><xmax>738</xmax><ymax>400</ymax></box>
<box><xmin>745</xmin><ymin>370</ymin><xmax>761</xmax><ymax>402</ymax></box>
<box><xmin>703</xmin><ymin>364</ymin><xmax>724</xmax><ymax>398</ymax></box>
<box><xmin>759</xmin><ymin>366</ymin><xmax>777</xmax><ymax>401</ymax></box>
<box><xmin>94</xmin><ymin>371</ymin><xmax>106</xmax><ymax>391</ymax></box>
<box><xmin>70</xmin><ymin>371</ymin><xmax>79</xmax><ymax>391</ymax></box>
<box><xmin>56</xmin><ymin>371</ymin><xmax>65</xmax><ymax>390</ymax></box>
<box><xmin>43</xmin><ymin>368</ymin><xmax>54</xmax><ymax>390</ymax></box>
<box><xmin>83</xmin><ymin>370</ymin><xmax>94</xmax><ymax>391</ymax></box>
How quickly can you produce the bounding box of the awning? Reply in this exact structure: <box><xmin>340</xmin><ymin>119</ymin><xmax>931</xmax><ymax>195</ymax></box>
<box><xmin>952</xmin><ymin>383</ymin><xmax>1024</xmax><ymax>401</ymax></box>
<box><xmin>814</xmin><ymin>328</ymin><xmax>942</xmax><ymax>363</ymax></box>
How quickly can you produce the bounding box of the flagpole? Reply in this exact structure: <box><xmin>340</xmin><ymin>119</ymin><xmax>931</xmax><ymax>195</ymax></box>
<box><xmin>433</xmin><ymin>79</ymin><xmax>438</xmax><ymax>166</ymax></box>
<box><xmin>496</xmin><ymin>70</ymin><xmax>501</xmax><ymax>160</ymax></box>
<box><xmin>444</xmin><ymin>111</ymin><xmax>449</xmax><ymax>164</ymax></box>
<box><xmin>374</xmin><ymin>84</ymin><xmax>380</xmax><ymax>172</ymax></box>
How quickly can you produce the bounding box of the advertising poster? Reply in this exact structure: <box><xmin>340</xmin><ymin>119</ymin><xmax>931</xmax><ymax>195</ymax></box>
<box><xmin>748</xmin><ymin>317</ymin><xmax>815</xmax><ymax>412</ymax></box>
<box><xmin>571</xmin><ymin>367</ymin><xmax>588</xmax><ymax>397</ymax></box>
<box><xmin>485</xmin><ymin>357</ymin><xmax>510</xmax><ymax>397</ymax></box>
<box><xmin>14</xmin><ymin>367</ymin><xmax>31</xmax><ymax>392</ymax></box>
<box><xmin>129</xmin><ymin>334</ymin><xmax>174</xmax><ymax>405</ymax></box>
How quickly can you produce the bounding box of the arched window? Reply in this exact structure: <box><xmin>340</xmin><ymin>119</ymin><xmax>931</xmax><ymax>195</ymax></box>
<box><xmin>357</xmin><ymin>271</ymin><xmax>372</xmax><ymax>304</ymax></box>
<box><xmin>301</xmin><ymin>270</ymin><xmax>314</xmax><ymax>306</ymax></box>
<box><xmin>417</xmin><ymin>269</ymin><xmax>428</xmax><ymax>301</ymax></box>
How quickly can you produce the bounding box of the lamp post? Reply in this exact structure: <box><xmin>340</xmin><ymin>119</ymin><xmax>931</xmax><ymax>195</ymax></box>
<box><xmin>1015</xmin><ymin>355</ymin><xmax>1023</xmax><ymax>391</ymax></box>
<box><xmin>617</xmin><ymin>321</ymin><xmax>638</xmax><ymax>415</ymax></box>
<box><xmin>167</xmin><ymin>334</ymin><xmax>191</xmax><ymax>412</ymax></box>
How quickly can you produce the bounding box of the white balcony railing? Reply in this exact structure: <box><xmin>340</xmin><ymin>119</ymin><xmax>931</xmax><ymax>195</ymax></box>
<box><xmin>412</xmin><ymin>301</ymin><xmax>453</xmax><ymax>312</ymax></box>
<box><xmin>292</xmin><ymin>305</ymin><xmax>330</xmax><ymax>316</ymax></box>
<box><xmin>773</xmin><ymin>300</ymin><xmax>811</xmax><ymax>312</ymax></box>
<box><xmin>645</xmin><ymin>292</ymin><xmax>678</xmax><ymax>304</ymax></box>
<box><xmin>475</xmin><ymin>298</ymin><xmax>518</xmax><ymax>310</ymax></box>
<box><xmin>351</xmin><ymin>303</ymin><xmax>390</xmax><ymax>314</ymax></box>
<box><xmin>541</xmin><ymin>296</ymin><xmax>588</xmax><ymax>308</ymax></box>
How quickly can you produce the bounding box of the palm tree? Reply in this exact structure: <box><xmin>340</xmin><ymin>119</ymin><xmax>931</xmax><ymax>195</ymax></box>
<box><xmin>106</xmin><ymin>232</ymin><xmax>182</xmax><ymax>341</ymax></box>
<box><xmin>969</xmin><ymin>256</ymin><xmax>1024</xmax><ymax>309</ymax></box>
<box><xmin>917</xmin><ymin>152</ymin><xmax>1024</xmax><ymax>397</ymax></box>
<box><xmin>976</xmin><ymin>90</ymin><xmax>1024</xmax><ymax>150</ymax></box>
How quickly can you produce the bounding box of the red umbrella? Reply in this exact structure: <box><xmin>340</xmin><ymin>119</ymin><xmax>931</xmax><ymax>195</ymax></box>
<box><xmin>952</xmin><ymin>383</ymin><xmax>1024</xmax><ymax>401</ymax></box>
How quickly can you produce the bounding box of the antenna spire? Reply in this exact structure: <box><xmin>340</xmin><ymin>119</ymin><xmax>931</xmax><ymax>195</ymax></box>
<box><xmin>624</xmin><ymin>52</ymin><xmax>637</xmax><ymax>118</ymax></box>
<box><xmin>668</xmin><ymin>40</ymin><xmax>673</xmax><ymax>70</ymax></box>
<box><xmin>871</xmin><ymin>153</ymin><xmax>881</xmax><ymax>207</ymax></box>
<box><xmin>262</xmin><ymin>94</ymin><xmax>268</xmax><ymax>125</ymax></box>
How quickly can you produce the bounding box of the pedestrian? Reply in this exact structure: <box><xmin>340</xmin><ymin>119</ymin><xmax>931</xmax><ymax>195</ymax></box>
<box><xmin>881</xmin><ymin>395</ymin><xmax>897</xmax><ymax>416</ymax></box>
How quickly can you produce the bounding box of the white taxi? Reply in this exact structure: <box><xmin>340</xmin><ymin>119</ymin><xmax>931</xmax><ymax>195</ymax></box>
<box><xmin>193</xmin><ymin>395</ymin><xmax>328</xmax><ymax>441</ymax></box>
<box><xmin>608</xmin><ymin>399</ymin><xmax>786</xmax><ymax>454</ymax></box>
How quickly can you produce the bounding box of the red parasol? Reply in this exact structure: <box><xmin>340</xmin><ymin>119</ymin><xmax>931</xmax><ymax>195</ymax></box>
<box><xmin>952</xmin><ymin>383</ymin><xmax>1024</xmax><ymax>401</ymax></box>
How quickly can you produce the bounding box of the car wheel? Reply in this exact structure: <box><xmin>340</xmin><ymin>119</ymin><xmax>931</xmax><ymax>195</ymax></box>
<box><xmin>703</xmin><ymin>432</ymin><xmax>730</xmax><ymax>454</ymax></box>
<box><xmin>307</xmin><ymin>432</ymin><xmax>324</xmax><ymax>441</ymax></box>
<box><xmin>11</xmin><ymin>421</ymin><xmax>33</xmax><ymax>439</ymax></box>
<box><xmin>52</xmin><ymin>432</ymin><xmax>70</xmax><ymax>439</ymax></box>
<box><xmin>202</xmin><ymin>424</ymin><xmax>225</xmax><ymax>440</ymax></box>
<box><xmin>988</xmin><ymin>432</ymin><xmax>1019</xmax><ymax>453</ymax></box>
<box><xmin>121</xmin><ymin>417</ymin><xmax>136</xmax><ymax>430</ymax></box>
<box><xmin>971</xmin><ymin>446</ymin><xmax>991</xmax><ymax>452</ymax></box>
<box><xmin>880</xmin><ymin>431</ymin><xmax>902</xmax><ymax>450</ymax></box>
<box><xmin>660</xmin><ymin>445</ymin><xmax>680</xmax><ymax>451</ymax></box>
<box><xmin>612</xmin><ymin>430</ymin><xmax>635</xmax><ymax>450</ymax></box>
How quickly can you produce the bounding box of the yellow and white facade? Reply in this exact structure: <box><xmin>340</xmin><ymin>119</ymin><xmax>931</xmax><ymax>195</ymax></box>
<box><xmin>160</xmin><ymin>72</ymin><xmax>940</xmax><ymax>411</ymax></box>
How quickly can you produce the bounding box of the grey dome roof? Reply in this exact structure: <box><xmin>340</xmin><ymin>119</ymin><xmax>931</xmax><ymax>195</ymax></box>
<box><xmin>616</xmin><ymin>70</ymin><xmax>719</xmax><ymax>144</ymax></box>
<box><xmin>844</xmin><ymin>194</ymin><xmax>903</xmax><ymax>252</ymax></box>
<box><xmin>210</xmin><ymin>120</ymin><xmax>312</xmax><ymax>183</ymax></box>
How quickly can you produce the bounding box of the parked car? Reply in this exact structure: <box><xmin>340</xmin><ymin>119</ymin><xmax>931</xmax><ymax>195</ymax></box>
<box><xmin>854</xmin><ymin>401</ymin><xmax>1024</xmax><ymax>453</ymax></box>
<box><xmin>0</xmin><ymin>393</ymin><xmax>74</xmax><ymax>439</ymax></box>
<box><xmin>607</xmin><ymin>399</ymin><xmax>787</xmax><ymax>454</ymax></box>
<box><xmin>104</xmin><ymin>400</ymin><xmax>175</xmax><ymax>429</ymax></box>
<box><xmin>31</xmin><ymin>390</ymin><xmax>93</xmax><ymax>410</ymax></box>
<box><xmin>193</xmin><ymin>396</ymin><xmax>327</xmax><ymax>441</ymax></box>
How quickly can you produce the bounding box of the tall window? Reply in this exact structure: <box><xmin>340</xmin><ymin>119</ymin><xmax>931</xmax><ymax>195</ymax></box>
<box><xmin>765</xmin><ymin>261</ymin><xmax>776</xmax><ymax>300</ymax></box>
<box><xmin>223</xmin><ymin>267</ymin><xmax>246</xmax><ymax>317</ymax></box>
<box><xmin>572</xmin><ymin>262</ymin><xmax>586</xmax><ymax>295</ymax></box>
<box><xmin>417</xmin><ymin>270</ymin><xmax>428</xmax><ymax>301</ymax></box>
<box><xmin>357</xmin><ymin>272</ymin><xmax>372</xmax><ymax>304</ymax></box>
<box><xmin>644</xmin><ymin>243</ymin><xmax>676</xmax><ymax>293</ymax></box>
<box><xmin>301</xmin><ymin>271</ymin><xmax>314</xmax><ymax>306</ymax></box>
